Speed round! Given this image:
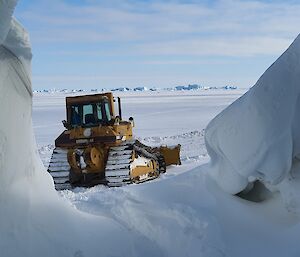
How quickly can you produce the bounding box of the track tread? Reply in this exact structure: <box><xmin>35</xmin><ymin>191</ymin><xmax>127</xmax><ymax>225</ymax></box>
<box><xmin>105</xmin><ymin>140</ymin><xmax>166</xmax><ymax>187</ymax></box>
<box><xmin>48</xmin><ymin>147</ymin><xmax>72</xmax><ymax>190</ymax></box>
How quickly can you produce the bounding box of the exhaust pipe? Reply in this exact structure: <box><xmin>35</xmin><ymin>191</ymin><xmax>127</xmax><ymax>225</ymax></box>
<box><xmin>118</xmin><ymin>97</ymin><xmax>122</xmax><ymax>120</ymax></box>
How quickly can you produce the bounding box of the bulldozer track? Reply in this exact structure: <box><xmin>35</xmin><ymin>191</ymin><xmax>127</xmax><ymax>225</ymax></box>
<box><xmin>47</xmin><ymin>148</ymin><xmax>72</xmax><ymax>190</ymax></box>
<box><xmin>48</xmin><ymin>141</ymin><xmax>166</xmax><ymax>190</ymax></box>
<box><xmin>105</xmin><ymin>140</ymin><xmax>166</xmax><ymax>187</ymax></box>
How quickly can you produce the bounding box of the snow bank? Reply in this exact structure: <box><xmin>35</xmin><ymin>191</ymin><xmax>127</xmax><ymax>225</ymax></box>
<box><xmin>205</xmin><ymin>34</ymin><xmax>300</xmax><ymax>212</ymax></box>
<box><xmin>0</xmin><ymin>4</ymin><xmax>36</xmax><ymax>194</ymax></box>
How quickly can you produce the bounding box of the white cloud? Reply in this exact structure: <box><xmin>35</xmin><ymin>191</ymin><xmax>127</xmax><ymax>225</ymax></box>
<box><xmin>18</xmin><ymin>0</ymin><xmax>300</xmax><ymax>57</ymax></box>
<box><xmin>136</xmin><ymin>36</ymin><xmax>292</xmax><ymax>57</ymax></box>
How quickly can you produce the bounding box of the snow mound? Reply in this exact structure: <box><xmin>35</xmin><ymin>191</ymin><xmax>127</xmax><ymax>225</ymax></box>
<box><xmin>205</xmin><ymin>34</ymin><xmax>300</xmax><ymax>212</ymax></box>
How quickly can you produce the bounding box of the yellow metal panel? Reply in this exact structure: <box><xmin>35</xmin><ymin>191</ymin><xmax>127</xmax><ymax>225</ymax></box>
<box><xmin>159</xmin><ymin>145</ymin><xmax>181</xmax><ymax>166</ymax></box>
<box><xmin>131</xmin><ymin>160</ymin><xmax>158</xmax><ymax>179</ymax></box>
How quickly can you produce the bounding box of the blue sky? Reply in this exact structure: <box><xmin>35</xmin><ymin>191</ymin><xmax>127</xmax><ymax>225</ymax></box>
<box><xmin>14</xmin><ymin>0</ymin><xmax>300</xmax><ymax>90</ymax></box>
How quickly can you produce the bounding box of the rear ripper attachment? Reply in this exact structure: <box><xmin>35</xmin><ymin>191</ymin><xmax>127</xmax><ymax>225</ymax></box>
<box><xmin>47</xmin><ymin>92</ymin><xmax>181</xmax><ymax>190</ymax></box>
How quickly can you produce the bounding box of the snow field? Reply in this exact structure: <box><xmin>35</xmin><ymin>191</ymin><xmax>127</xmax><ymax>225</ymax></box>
<box><xmin>35</xmin><ymin>90</ymin><xmax>300</xmax><ymax>257</ymax></box>
<box><xmin>34</xmin><ymin>90</ymin><xmax>244</xmax><ymax>257</ymax></box>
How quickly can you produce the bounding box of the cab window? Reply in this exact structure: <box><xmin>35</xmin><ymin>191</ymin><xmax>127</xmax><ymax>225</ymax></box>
<box><xmin>83</xmin><ymin>104</ymin><xmax>95</xmax><ymax>125</ymax></box>
<box><xmin>96</xmin><ymin>103</ymin><xmax>103</xmax><ymax>121</ymax></box>
<box><xmin>70</xmin><ymin>100</ymin><xmax>112</xmax><ymax>127</ymax></box>
<box><xmin>71</xmin><ymin>106</ymin><xmax>81</xmax><ymax>126</ymax></box>
<box><xmin>104</xmin><ymin>102</ymin><xmax>111</xmax><ymax>121</ymax></box>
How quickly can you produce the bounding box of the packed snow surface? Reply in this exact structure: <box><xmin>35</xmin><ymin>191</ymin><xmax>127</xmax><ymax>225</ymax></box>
<box><xmin>3</xmin><ymin>1</ymin><xmax>300</xmax><ymax>256</ymax></box>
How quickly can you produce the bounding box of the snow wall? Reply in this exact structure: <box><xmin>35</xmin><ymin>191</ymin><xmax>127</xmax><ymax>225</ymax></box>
<box><xmin>205</xmin><ymin>34</ymin><xmax>300</xmax><ymax>212</ymax></box>
<box><xmin>0</xmin><ymin>0</ymin><xmax>47</xmax><ymax>197</ymax></box>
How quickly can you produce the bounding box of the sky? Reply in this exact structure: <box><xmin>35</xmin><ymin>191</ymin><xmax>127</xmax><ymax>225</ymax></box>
<box><xmin>14</xmin><ymin>0</ymin><xmax>300</xmax><ymax>90</ymax></box>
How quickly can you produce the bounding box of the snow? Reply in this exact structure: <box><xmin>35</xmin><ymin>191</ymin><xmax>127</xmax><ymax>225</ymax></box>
<box><xmin>205</xmin><ymin>33</ymin><xmax>300</xmax><ymax>213</ymax></box>
<box><xmin>34</xmin><ymin>89</ymin><xmax>300</xmax><ymax>257</ymax></box>
<box><xmin>3</xmin><ymin>1</ymin><xmax>300</xmax><ymax>256</ymax></box>
<box><xmin>0</xmin><ymin>0</ymin><xmax>17</xmax><ymax>44</ymax></box>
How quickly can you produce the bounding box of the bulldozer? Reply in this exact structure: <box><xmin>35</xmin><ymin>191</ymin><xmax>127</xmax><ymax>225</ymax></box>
<box><xmin>48</xmin><ymin>92</ymin><xmax>181</xmax><ymax>190</ymax></box>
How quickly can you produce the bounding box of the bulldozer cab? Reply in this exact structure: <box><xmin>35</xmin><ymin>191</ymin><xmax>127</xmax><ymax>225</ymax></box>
<box><xmin>65</xmin><ymin>93</ymin><xmax>115</xmax><ymax>129</ymax></box>
<box><xmin>70</xmin><ymin>101</ymin><xmax>112</xmax><ymax>127</ymax></box>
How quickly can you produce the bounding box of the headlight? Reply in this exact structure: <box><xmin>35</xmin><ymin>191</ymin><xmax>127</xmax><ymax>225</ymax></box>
<box><xmin>83</xmin><ymin>128</ymin><xmax>92</xmax><ymax>137</ymax></box>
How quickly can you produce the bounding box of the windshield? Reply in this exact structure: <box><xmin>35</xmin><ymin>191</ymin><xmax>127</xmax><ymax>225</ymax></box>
<box><xmin>70</xmin><ymin>101</ymin><xmax>112</xmax><ymax>127</ymax></box>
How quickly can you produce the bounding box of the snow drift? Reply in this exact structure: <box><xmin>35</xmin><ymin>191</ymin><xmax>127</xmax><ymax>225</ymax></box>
<box><xmin>205</xmin><ymin>34</ymin><xmax>300</xmax><ymax>212</ymax></box>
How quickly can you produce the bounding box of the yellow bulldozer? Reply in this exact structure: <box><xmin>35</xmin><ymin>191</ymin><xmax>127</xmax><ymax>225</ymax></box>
<box><xmin>48</xmin><ymin>92</ymin><xmax>181</xmax><ymax>190</ymax></box>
